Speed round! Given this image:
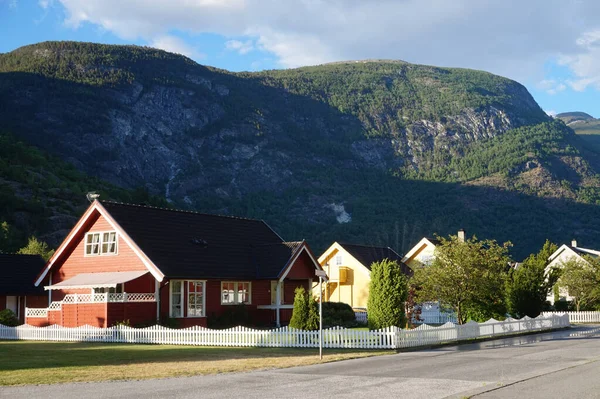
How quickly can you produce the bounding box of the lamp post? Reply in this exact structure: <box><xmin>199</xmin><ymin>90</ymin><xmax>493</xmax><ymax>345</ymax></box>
<box><xmin>315</xmin><ymin>269</ymin><xmax>328</xmax><ymax>360</ymax></box>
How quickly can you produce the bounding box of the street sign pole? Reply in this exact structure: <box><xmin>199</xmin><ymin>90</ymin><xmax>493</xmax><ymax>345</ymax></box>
<box><xmin>315</xmin><ymin>269</ymin><xmax>327</xmax><ymax>360</ymax></box>
<box><xmin>319</xmin><ymin>275</ymin><xmax>323</xmax><ymax>360</ymax></box>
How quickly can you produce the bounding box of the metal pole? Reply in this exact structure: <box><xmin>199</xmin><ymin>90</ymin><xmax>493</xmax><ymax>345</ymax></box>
<box><xmin>319</xmin><ymin>275</ymin><xmax>323</xmax><ymax>360</ymax></box>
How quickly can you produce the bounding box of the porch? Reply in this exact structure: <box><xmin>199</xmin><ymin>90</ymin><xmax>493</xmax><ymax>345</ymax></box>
<box><xmin>26</xmin><ymin>292</ymin><xmax>157</xmax><ymax>327</ymax></box>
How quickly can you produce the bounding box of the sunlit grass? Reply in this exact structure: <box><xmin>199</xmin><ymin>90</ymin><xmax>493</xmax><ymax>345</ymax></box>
<box><xmin>0</xmin><ymin>341</ymin><xmax>391</xmax><ymax>386</ymax></box>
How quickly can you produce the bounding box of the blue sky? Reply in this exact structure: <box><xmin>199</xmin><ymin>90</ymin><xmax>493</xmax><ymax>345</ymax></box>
<box><xmin>2</xmin><ymin>0</ymin><xmax>599</xmax><ymax>117</ymax></box>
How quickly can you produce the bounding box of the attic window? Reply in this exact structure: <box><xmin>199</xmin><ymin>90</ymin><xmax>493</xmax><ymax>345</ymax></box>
<box><xmin>85</xmin><ymin>232</ymin><xmax>117</xmax><ymax>256</ymax></box>
<box><xmin>335</xmin><ymin>255</ymin><xmax>343</xmax><ymax>266</ymax></box>
<box><xmin>191</xmin><ymin>238</ymin><xmax>208</xmax><ymax>247</ymax></box>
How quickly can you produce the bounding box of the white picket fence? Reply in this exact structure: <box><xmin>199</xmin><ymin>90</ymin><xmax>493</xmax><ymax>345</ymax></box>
<box><xmin>354</xmin><ymin>311</ymin><xmax>457</xmax><ymax>325</ymax></box>
<box><xmin>0</xmin><ymin>314</ymin><xmax>569</xmax><ymax>349</ymax></box>
<box><xmin>542</xmin><ymin>311</ymin><xmax>600</xmax><ymax>324</ymax></box>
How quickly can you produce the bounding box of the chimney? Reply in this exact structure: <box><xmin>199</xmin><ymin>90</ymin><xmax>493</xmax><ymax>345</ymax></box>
<box><xmin>571</xmin><ymin>239</ymin><xmax>577</xmax><ymax>248</ymax></box>
<box><xmin>457</xmin><ymin>229</ymin><xmax>466</xmax><ymax>243</ymax></box>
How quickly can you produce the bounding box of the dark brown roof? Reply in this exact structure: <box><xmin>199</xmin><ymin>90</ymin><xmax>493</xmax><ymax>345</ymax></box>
<box><xmin>338</xmin><ymin>243</ymin><xmax>413</xmax><ymax>276</ymax></box>
<box><xmin>425</xmin><ymin>237</ymin><xmax>441</xmax><ymax>246</ymax></box>
<box><xmin>101</xmin><ymin>201</ymin><xmax>309</xmax><ymax>279</ymax></box>
<box><xmin>253</xmin><ymin>241</ymin><xmax>304</xmax><ymax>279</ymax></box>
<box><xmin>0</xmin><ymin>254</ymin><xmax>46</xmax><ymax>295</ymax></box>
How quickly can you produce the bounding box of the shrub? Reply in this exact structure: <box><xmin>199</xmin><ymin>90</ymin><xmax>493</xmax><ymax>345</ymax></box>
<box><xmin>289</xmin><ymin>286</ymin><xmax>319</xmax><ymax>330</ymax></box>
<box><xmin>112</xmin><ymin>319</ymin><xmax>131</xmax><ymax>327</ymax></box>
<box><xmin>289</xmin><ymin>287</ymin><xmax>310</xmax><ymax>329</ymax></box>
<box><xmin>208</xmin><ymin>305</ymin><xmax>250</xmax><ymax>329</ymax></box>
<box><xmin>159</xmin><ymin>317</ymin><xmax>181</xmax><ymax>329</ymax></box>
<box><xmin>321</xmin><ymin>302</ymin><xmax>357</xmax><ymax>328</ymax></box>
<box><xmin>554</xmin><ymin>300</ymin><xmax>571</xmax><ymax>312</ymax></box>
<box><xmin>0</xmin><ymin>309</ymin><xmax>19</xmax><ymax>326</ymax></box>
<box><xmin>367</xmin><ymin>259</ymin><xmax>409</xmax><ymax>329</ymax></box>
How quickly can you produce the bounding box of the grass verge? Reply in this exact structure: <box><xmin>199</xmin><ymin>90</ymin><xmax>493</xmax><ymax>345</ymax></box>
<box><xmin>0</xmin><ymin>341</ymin><xmax>391</xmax><ymax>386</ymax></box>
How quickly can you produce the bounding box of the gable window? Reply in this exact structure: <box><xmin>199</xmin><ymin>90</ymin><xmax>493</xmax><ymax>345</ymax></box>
<box><xmin>221</xmin><ymin>281</ymin><xmax>251</xmax><ymax>305</ymax></box>
<box><xmin>187</xmin><ymin>281</ymin><xmax>205</xmax><ymax>317</ymax></box>
<box><xmin>335</xmin><ymin>255</ymin><xmax>343</xmax><ymax>266</ymax></box>
<box><xmin>85</xmin><ymin>232</ymin><xmax>118</xmax><ymax>256</ymax></box>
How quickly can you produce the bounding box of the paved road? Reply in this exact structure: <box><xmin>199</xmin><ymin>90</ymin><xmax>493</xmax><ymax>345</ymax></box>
<box><xmin>2</xmin><ymin>325</ymin><xmax>600</xmax><ymax>399</ymax></box>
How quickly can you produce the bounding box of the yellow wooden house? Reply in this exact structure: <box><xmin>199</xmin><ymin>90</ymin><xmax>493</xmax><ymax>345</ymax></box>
<box><xmin>315</xmin><ymin>242</ymin><xmax>412</xmax><ymax>309</ymax></box>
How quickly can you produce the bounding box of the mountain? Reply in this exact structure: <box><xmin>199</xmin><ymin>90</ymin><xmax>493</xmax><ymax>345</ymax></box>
<box><xmin>2</xmin><ymin>41</ymin><xmax>600</xmax><ymax>258</ymax></box>
<box><xmin>556</xmin><ymin>112</ymin><xmax>600</xmax><ymax>153</ymax></box>
<box><xmin>0</xmin><ymin>132</ymin><xmax>168</xmax><ymax>252</ymax></box>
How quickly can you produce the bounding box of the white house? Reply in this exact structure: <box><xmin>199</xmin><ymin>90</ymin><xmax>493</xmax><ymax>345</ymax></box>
<box><xmin>401</xmin><ymin>230</ymin><xmax>466</xmax><ymax>324</ymax></box>
<box><xmin>545</xmin><ymin>239</ymin><xmax>600</xmax><ymax>305</ymax></box>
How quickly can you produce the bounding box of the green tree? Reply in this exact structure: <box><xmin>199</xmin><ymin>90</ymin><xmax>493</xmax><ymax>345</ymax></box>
<box><xmin>367</xmin><ymin>259</ymin><xmax>409</xmax><ymax>329</ymax></box>
<box><xmin>0</xmin><ymin>221</ymin><xmax>13</xmax><ymax>253</ymax></box>
<box><xmin>17</xmin><ymin>236</ymin><xmax>55</xmax><ymax>261</ymax></box>
<box><xmin>558</xmin><ymin>258</ymin><xmax>600</xmax><ymax>312</ymax></box>
<box><xmin>289</xmin><ymin>286</ymin><xmax>309</xmax><ymax>329</ymax></box>
<box><xmin>506</xmin><ymin>240</ymin><xmax>558</xmax><ymax>318</ymax></box>
<box><xmin>413</xmin><ymin>234</ymin><xmax>511</xmax><ymax>324</ymax></box>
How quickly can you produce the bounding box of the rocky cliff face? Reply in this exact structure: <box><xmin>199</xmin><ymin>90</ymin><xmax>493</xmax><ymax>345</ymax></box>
<box><xmin>7</xmin><ymin>42</ymin><xmax>598</xmax><ymax>258</ymax></box>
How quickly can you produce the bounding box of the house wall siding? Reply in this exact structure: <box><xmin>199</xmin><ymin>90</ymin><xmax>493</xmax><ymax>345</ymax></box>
<box><xmin>61</xmin><ymin>303</ymin><xmax>107</xmax><ymax>328</ymax></box>
<box><xmin>107</xmin><ymin>302</ymin><xmax>157</xmax><ymax>327</ymax></box>
<box><xmin>285</xmin><ymin>251</ymin><xmax>317</xmax><ymax>280</ymax></box>
<box><xmin>314</xmin><ymin>246</ymin><xmax>371</xmax><ymax>308</ymax></box>
<box><xmin>405</xmin><ymin>243</ymin><xmax>436</xmax><ymax>269</ymax></box>
<box><xmin>50</xmin><ymin>212</ymin><xmax>149</xmax><ymax>302</ymax></box>
<box><xmin>158</xmin><ymin>278</ymin><xmax>311</xmax><ymax>328</ymax></box>
<box><xmin>545</xmin><ymin>247</ymin><xmax>583</xmax><ymax>304</ymax></box>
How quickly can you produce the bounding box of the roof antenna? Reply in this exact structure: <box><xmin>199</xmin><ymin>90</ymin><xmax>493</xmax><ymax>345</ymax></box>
<box><xmin>86</xmin><ymin>192</ymin><xmax>100</xmax><ymax>203</ymax></box>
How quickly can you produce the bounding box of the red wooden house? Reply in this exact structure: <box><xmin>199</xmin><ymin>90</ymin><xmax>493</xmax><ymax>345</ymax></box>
<box><xmin>26</xmin><ymin>200</ymin><xmax>322</xmax><ymax>328</ymax></box>
<box><xmin>0</xmin><ymin>254</ymin><xmax>48</xmax><ymax>324</ymax></box>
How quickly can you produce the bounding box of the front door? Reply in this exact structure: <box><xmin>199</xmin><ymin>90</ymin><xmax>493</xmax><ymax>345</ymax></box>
<box><xmin>6</xmin><ymin>296</ymin><xmax>17</xmax><ymax>314</ymax></box>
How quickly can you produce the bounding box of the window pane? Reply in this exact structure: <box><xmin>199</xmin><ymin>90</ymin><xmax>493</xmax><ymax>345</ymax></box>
<box><xmin>171</xmin><ymin>280</ymin><xmax>182</xmax><ymax>317</ymax></box>
<box><xmin>238</xmin><ymin>282</ymin><xmax>250</xmax><ymax>304</ymax></box>
<box><xmin>222</xmin><ymin>282</ymin><xmax>235</xmax><ymax>304</ymax></box>
<box><xmin>188</xmin><ymin>281</ymin><xmax>204</xmax><ymax>317</ymax></box>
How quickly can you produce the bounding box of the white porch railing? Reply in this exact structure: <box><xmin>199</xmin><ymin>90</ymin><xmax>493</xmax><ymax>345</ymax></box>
<box><xmin>542</xmin><ymin>311</ymin><xmax>600</xmax><ymax>324</ymax></box>
<box><xmin>7</xmin><ymin>314</ymin><xmax>570</xmax><ymax>348</ymax></box>
<box><xmin>25</xmin><ymin>292</ymin><xmax>156</xmax><ymax>318</ymax></box>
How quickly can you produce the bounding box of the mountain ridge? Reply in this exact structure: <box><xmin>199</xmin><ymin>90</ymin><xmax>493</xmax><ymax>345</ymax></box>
<box><xmin>1</xmin><ymin>41</ymin><xmax>600</xmax><ymax>258</ymax></box>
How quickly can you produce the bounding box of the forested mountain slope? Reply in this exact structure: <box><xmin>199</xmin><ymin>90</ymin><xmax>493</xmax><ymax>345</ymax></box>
<box><xmin>1</xmin><ymin>41</ymin><xmax>600</xmax><ymax>258</ymax></box>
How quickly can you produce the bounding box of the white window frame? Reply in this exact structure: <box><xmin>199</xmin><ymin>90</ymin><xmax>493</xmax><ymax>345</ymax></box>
<box><xmin>221</xmin><ymin>281</ymin><xmax>252</xmax><ymax>305</ymax></box>
<box><xmin>84</xmin><ymin>231</ymin><xmax>118</xmax><ymax>256</ymax></box>
<box><xmin>336</xmin><ymin>255</ymin><xmax>343</xmax><ymax>266</ymax></box>
<box><xmin>186</xmin><ymin>280</ymin><xmax>206</xmax><ymax>318</ymax></box>
<box><xmin>169</xmin><ymin>280</ymin><xmax>206</xmax><ymax>318</ymax></box>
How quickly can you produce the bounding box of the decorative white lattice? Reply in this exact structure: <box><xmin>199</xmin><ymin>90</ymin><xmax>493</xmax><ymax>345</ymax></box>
<box><xmin>123</xmin><ymin>293</ymin><xmax>156</xmax><ymax>302</ymax></box>
<box><xmin>25</xmin><ymin>308</ymin><xmax>48</xmax><ymax>318</ymax></box>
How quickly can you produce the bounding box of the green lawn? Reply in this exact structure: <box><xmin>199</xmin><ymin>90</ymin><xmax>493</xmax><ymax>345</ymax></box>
<box><xmin>0</xmin><ymin>341</ymin><xmax>391</xmax><ymax>386</ymax></box>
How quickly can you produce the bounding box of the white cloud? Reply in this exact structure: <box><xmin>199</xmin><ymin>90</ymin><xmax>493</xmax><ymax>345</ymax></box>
<box><xmin>38</xmin><ymin>0</ymin><xmax>51</xmax><ymax>9</ymax></box>
<box><xmin>559</xmin><ymin>29</ymin><xmax>600</xmax><ymax>91</ymax></box>
<box><xmin>225</xmin><ymin>39</ymin><xmax>254</xmax><ymax>55</ymax></box>
<box><xmin>545</xmin><ymin>110</ymin><xmax>557</xmax><ymax>117</ymax></box>
<box><xmin>45</xmin><ymin>0</ymin><xmax>600</xmax><ymax>87</ymax></box>
<box><xmin>149</xmin><ymin>35</ymin><xmax>203</xmax><ymax>59</ymax></box>
<box><xmin>538</xmin><ymin>79</ymin><xmax>567</xmax><ymax>95</ymax></box>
